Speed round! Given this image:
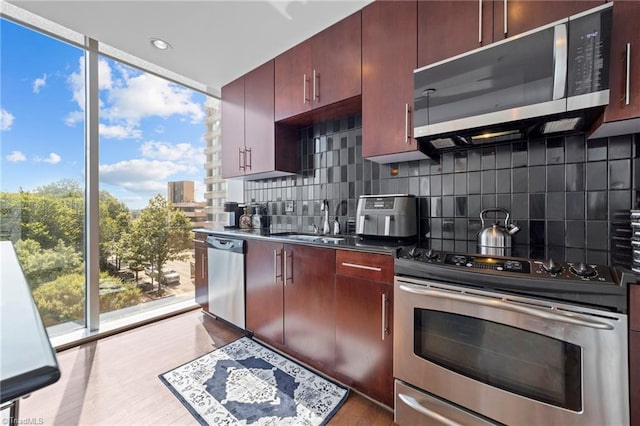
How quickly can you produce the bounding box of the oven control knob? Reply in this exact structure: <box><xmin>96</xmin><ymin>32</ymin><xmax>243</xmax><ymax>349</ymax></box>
<box><xmin>571</xmin><ymin>262</ymin><xmax>597</xmax><ymax>278</ymax></box>
<box><xmin>542</xmin><ymin>258</ymin><xmax>562</xmax><ymax>275</ymax></box>
<box><xmin>425</xmin><ymin>249</ymin><xmax>439</xmax><ymax>260</ymax></box>
<box><xmin>408</xmin><ymin>247</ymin><xmax>420</xmax><ymax>259</ymax></box>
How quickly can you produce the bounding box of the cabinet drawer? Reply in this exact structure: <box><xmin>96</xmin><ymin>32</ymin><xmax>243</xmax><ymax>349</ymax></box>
<box><xmin>336</xmin><ymin>250</ymin><xmax>393</xmax><ymax>284</ymax></box>
<box><xmin>631</xmin><ymin>285</ymin><xmax>640</xmax><ymax>332</ymax></box>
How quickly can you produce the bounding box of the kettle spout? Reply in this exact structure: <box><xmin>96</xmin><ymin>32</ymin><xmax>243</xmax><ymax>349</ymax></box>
<box><xmin>507</xmin><ymin>223</ymin><xmax>520</xmax><ymax>235</ymax></box>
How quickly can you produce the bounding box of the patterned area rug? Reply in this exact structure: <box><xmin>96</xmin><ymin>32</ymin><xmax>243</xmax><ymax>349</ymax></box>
<box><xmin>159</xmin><ymin>337</ymin><xmax>348</xmax><ymax>425</ymax></box>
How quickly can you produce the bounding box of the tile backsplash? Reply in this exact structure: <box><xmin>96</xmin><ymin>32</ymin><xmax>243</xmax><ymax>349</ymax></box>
<box><xmin>245</xmin><ymin>114</ymin><xmax>638</xmax><ymax>267</ymax></box>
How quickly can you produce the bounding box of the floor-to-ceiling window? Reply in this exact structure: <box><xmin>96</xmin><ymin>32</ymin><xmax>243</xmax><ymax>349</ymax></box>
<box><xmin>1</xmin><ymin>8</ymin><xmax>227</xmax><ymax>341</ymax></box>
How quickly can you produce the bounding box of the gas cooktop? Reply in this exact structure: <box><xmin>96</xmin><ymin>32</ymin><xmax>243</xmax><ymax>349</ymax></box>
<box><xmin>395</xmin><ymin>247</ymin><xmax>633</xmax><ymax>313</ymax></box>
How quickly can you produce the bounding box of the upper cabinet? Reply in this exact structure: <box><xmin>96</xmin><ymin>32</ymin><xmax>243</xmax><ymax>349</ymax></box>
<box><xmin>418</xmin><ymin>0</ymin><xmax>603</xmax><ymax>68</ymax></box>
<box><xmin>591</xmin><ymin>0</ymin><xmax>640</xmax><ymax>137</ymax></box>
<box><xmin>362</xmin><ymin>0</ymin><xmax>425</xmax><ymax>162</ymax></box>
<box><xmin>275</xmin><ymin>12</ymin><xmax>362</xmax><ymax>121</ymax></box>
<box><xmin>221</xmin><ymin>60</ymin><xmax>296</xmax><ymax>179</ymax></box>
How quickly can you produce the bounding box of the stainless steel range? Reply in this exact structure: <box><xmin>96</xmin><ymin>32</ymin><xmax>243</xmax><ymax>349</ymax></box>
<box><xmin>393</xmin><ymin>248</ymin><xmax>633</xmax><ymax>426</ymax></box>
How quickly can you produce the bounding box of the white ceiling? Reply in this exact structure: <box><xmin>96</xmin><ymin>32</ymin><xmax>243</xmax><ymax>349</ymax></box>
<box><xmin>5</xmin><ymin>0</ymin><xmax>372</xmax><ymax>97</ymax></box>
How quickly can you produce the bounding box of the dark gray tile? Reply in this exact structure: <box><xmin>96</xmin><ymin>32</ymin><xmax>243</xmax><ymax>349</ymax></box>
<box><xmin>409</xmin><ymin>160</ymin><xmax>420</xmax><ymax>176</ymax></box>
<box><xmin>586</xmin><ymin>221</ymin><xmax>608</xmax><ymax>250</ymax></box>
<box><xmin>512</xmin><ymin>168</ymin><xmax>529</xmax><ymax>193</ymax></box>
<box><xmin>455</xmin><ymin>218</ymin><xmax>468</xmax><ymax>241</ymax></box>
<box><xmin>511</xmin><ymin>193</ymin><xmax>529</xmax><ymax>220</ymax></box>
<box><xmin>429</xmin><ymin>218</ymin><xmax>442</xmax><ymax>238</ymax></box>
<box><xmin>566</xmin><ymin>220</ymin><xmax>585</xmax><ymax>248</ymax></box>
<box><xmin>442</xmin><ymin>152</ymin><xmax>455</xmax><ymax>174</ymax></box>
<box><xmin>586</xmin><ymin>161</ymin><xmax>607</xmax><ymax>190</ymax></box>
<box><xmin>566</xmin><ymin>192</ymin><xmax>585</xmax><ymax>220</ymax></box>
<box><xmin>442</xmin><ymin>174</ymin><xmax>454</xmax><ymax>195</ymax></box>
<box><xmin>587</xmin><ymin>191</ymin><xmax>607</xmax><ymax>220</ymax></box>
<box><xmin>528</xmin><ymin>139</ymin><xmax>546</xmax><ymax>166</ymax></box>
<box><xmin>530</xmin><ymin>220</ymin><xmax>545</xmax><ymax>245</ymax></box>
<box><xmin>430</xmin><ymin>174</ymin><xmax>442</xmax><ymax>196</ymax></box>
<box><xmin>609</xmin><ymin>134</ymin><xmax>632</xmax><ymax>159</ymax></box>
<box><xmin>481</xmin><ymin>194</ymin><xmax>497</xmax><ymax>210</ymax></box>
<box><xmin>609</xmin><ymin>190</ymin><xmax>631</xmax><ymax>220</ymax></box>
<box><xmin>547</xmin><ymin>164</ymin><xmax>565</xmax><ymax>192</ymax></box>
<box><xmin>431</xmin><ymin>197</ymin><xmax>442</xmax><ymax>217</ymax></box>
<box><xmin>496</xmin><ymin>169</ymin><xmax>511</xmax><ymax>193</ymax></box>
<box><xmin>496</xmin><ymin>194</ymin><xmax>510</xmax><ymax>211</ymax></box>
<box><xmin>442</xmin><ymin>196</ymin><xmax>455</xmax><ymax>217</ymax></box>
<box><xmin>443</xmin><ymin>218</ymin><xmax>455</xmax><ymax>239</ymax></box>
<box><xmin>468</xmin><ymin>195</ymin><xmax>481</xmax><ymax>218</ymax></box>
<box><xmin>547</xmin><ymin>221</ymin><xmax>564</xmax><ymax>246</ymax></box>
<box><xmin>419</xmin><ymin>176</ymin><xmax>430</xmax><ymax>196</ymax></box>
<box><xmin>481</xmin><ymin>170</ymin><xmax>496</xmax><ymax>193</ymax></box>
<box><xmin>530</xmin><ymin>193</ymin><xmax>546</xmax><ymax>219</ymax></box>
<box><xmin>454</xmin><ymin>173</ymin><xmax>467</xmax><ymax>195</ymax></box>
<box><xmin>609</xmin><ymin>159</ymin><xmax>631</xmax><ymax>190</ymax></box>
<box><xmin>566</xmin><ymin>163</ymin><xmax>585</xmax><ymax>191</ymax></box>
<box><xmin>496</xmin><ymin>145</ymin><xmax>511</xmax><ymax>169</ymax></box>
<box><xmin>512</xmin><ymin>142</ymin><xmax>528</xmax><ymax>168</ymax></box>
<box><xmin>546</xmin><ymin>137</ymin><xmax>565</xmax><ymax>164</ymax></box>
<box><xmin>455</xmin><ymin>197</ymin><xmax>468</xmax><ymax>217</ymax></box>
<box><xmin>454</xmin><ymin>151</ymin><xmax>468</xmax><ymax>172</ymax></box>
<box><xmin>587</xmin><ymin>138</ymin><xmax>607</xmax><ymax>162</ymax></box>
<box><xmin>546</xmin><ymin>192</ymin><xmax>565</xmax><ymax>220</ymax></box>
<box><xmin>468</xmin><ymin>148</ymin><xmax>481</xmax><ymax>171</ymax></box>
<box><xmin>586</xmin><ymin>250</ymin><xmax>609</xmax><ymax>265</ymax></box>
<box><xmin>482</xmin><ymin>146</ymin><xmax>496</xmax><ymax>170</ymax></box>
<box><xmin>468</xmin><ymin>171</ymin><xmax>481</xmax><ymax>194</ymax></box>
<box><xmin>529</xmin><ymin>166</ymin><xmax>546</xmax><ymax>192</ymax></box>
<box><xmin>468</xmin><ymin>219</ymin><xmax>482</xmax><ymax>239</ymax></box>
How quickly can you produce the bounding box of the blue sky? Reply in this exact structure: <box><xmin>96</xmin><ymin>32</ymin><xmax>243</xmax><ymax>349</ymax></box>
<box><xmin>1</xmin><ymin>18</ymin><xmax>208</xmax><ymax>210</ymax></box>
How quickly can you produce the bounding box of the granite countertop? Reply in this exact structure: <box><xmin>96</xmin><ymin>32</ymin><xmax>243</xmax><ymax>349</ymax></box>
<box><xmin>193</xmin><ymin>227</ymin><xmax>407</xmax><ymax>256</ymax></box>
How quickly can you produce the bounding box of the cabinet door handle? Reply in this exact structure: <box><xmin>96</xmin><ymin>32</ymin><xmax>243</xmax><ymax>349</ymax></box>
<box><xmin>625</xmin><ymin>43</ymin><xmax>631</xmax><ymax>105</ymax></box>
<box><xmin>284</xmin><ymin>251</ymin><xmax>293</xmax><ymax>284</ymax></box>
<box><xmin>478</xmin><ymin>0</ymin><xmax>483</xmax><ymax>43</ymax></box>
<box><xmin>405</xmin><ymin>103</ymin><xmax>411</xmax><ymax>143</ymax></box>
<box><xmin>503</xmin><ymin>0</ymin><xmax>508</xmax><ymax>35</ymax></box>
<box><xmin>381</xmin><ymin>293</ymin><xmax>388</xmax><ymax>340</ymax></box>
<box><xmin>238</xmin><ymin>148</ymin><xmax>245</xmax><ymax>171</ymax></box>
<box><xmin>341</xmin><ymin>262</ymin><xmax>382</xmax><ymax>272</ymax></box>
<box><xmin>245</xmin><ymin>147</ymin><xmax>252</xmax><ymax>170</ymax></box>
<box><xmin>274</xmin><ymin>249</ymin><xmax>283</xmax><ymax>283</ymax></box>
<box><xmin>313</xmin><ymin>69</ymin><xmax>319</xmax><ymax>101</ymax></box>
<box><xmin>303</xmin><ymin>73</ymin><xmax>310</xmax><ymax>104</ymax></box>
<box><xmin>201</xmin><ymin>253</ymin><xmax>206</xmax><ymax>280</ymax></box>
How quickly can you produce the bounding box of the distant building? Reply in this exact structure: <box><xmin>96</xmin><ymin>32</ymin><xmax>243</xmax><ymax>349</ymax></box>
<box><xmin>167</xmin><ymin>181</ymin><xmax>207</xmax><ymax>229</ymax></box>
<box><xmin>203</xmin><ymin>97</ymin><xmax>226</xmax><ymax>227</ymax></box>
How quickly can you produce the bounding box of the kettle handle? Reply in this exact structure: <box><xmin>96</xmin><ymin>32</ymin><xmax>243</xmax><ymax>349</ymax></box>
<box><xmin>480</xmin><ymin>208</ymin><xmax>510</xmax><ymax>227</ymax></box>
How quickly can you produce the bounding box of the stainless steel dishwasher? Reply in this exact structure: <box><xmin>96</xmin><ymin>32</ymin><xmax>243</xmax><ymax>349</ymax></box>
<box><xmin>206</xmin><ymin>236</ymin><xmax>245</xmax><ymax>329</ymax></box>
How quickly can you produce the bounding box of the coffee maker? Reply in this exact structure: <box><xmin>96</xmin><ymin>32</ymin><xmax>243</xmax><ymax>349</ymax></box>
<box><xmin>223</xmin><ymin>202</ymin><xmax>244</xmax><ymax>228</ymax></box>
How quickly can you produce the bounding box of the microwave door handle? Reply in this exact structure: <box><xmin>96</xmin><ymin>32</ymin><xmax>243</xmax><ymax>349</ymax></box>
<box><xmin>552</xmin><ymin>23</ymin><xmax>568</xmax><ymax>100</ymax></box>
<box><xmin>398</xmin><ymin>393</ymin><xmax>464</xmax><ymax>426</ymax></box>
<box><xmin>398</xmin><ymin>284</ymin><xmax>613</xmax><ymax>330</ymax></box>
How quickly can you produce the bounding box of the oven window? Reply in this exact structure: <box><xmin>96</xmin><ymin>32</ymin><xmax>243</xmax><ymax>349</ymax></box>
<box><xmin>414</xmin><ymin>309</ymin><xmax>582</xmax><ymax>411</ymax></box>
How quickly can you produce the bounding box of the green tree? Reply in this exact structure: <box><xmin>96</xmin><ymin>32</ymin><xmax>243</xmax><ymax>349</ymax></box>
<box><xmin>126</xmin><ymin>195</ymin><xmax>192</xmax><ymax>296</ymax></box>
<box><xmin>15</xmin><ymin>238</ymin><xmax>84</xmax><ymax>289</ymax></box>
<box><xmin>99</xmin><ymin>191</ymin><xmax>132</xmax><ymax>269</ymax></box>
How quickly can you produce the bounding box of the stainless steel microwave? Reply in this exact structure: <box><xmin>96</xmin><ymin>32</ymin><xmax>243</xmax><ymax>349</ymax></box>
<box><xmin>413</xmin><ymin>3</ymin><xmax>613</xmax><ymax>148</ymax></box>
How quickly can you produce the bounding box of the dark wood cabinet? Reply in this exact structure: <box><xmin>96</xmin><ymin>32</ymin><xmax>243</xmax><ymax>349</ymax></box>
<box><xmin>283</xmin><ymin>244</ymin><xmax>336</xmax><ymax>370</ymax></box>
<box><xmin>275</xmin><ymin>12</ymin><xmax>361</xmax><ymax>121</ymax></box>
<box><xmin>362</xmin><ymin>0</ymin><xmax>426</xmax><ymax>162</ymax></box>
<box><xmin>631</xmin><ymin>284</ymin><xmax>640</xmax><ymax>426</ymax></box>
<box><xmin>417</xmin><ymin>0</ymin><xmax>493</xmax><ymax>67</ymax></box>
<box><xmin>418</xmin><ymin>0</ymin><xmax>603</xmax><ymax>68</ymax></box>
<box><xmin>193</xmin><ymin>235</ymin><xmax>209</xmax><ymax>311</ymax></box>
<box><xmin>492</xmin><ymin>1</ymin><xmax>603</xmax><ymax>42</ymax></box>
<box><xmin>221</xmin><ymin>60</ymin><xmax>296</xmax><ymax>179</ymax></box>
<box><xmin>246</xmin><ymin>239</ymin><xmax>284</xmax><ymax>346</ymax></box>
<box><xmin>599</xmin><ymin>1</ymin><xmax>640</xmax><ymax>126</ymax></box>
<box><xmin>335</xmin><ymin>250</ymin><xmax>394</xmax><ymax>407</ymax></box>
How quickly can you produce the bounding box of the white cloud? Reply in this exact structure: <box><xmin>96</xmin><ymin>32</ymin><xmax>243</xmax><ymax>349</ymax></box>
<box><xmin>6</xmin><ymin>150</ymin><xmax>26</xmax><ymax>163</ymax></box>
<box><xmin>99</xmin><ymin>159</ymin><xmax>194</xmax><ymax>193</ymax></box>
<box><xmin>1</xmin><ymin>109</ymin><xmax>15</xmax><ymax>131</ymax></box>
<box><xmin>99</xmin><ymin>123</ymin><xmax>142</xmax><ymax>139</ymax></box>
<box><xmin>140</xmin><ymin>141</ymin><xmax>204</xmax><ymax>164</ymax></box>
<box><xmin>35</xmin><ymin>153</ymin><xmax>62</xmax><ymax>164</ymax></box>
<box><xmin>32</xmin><ymin>74</ymin><xmax>47</xmax><ymax>94</ymax></box>
<box><xmin>64</xmin><ymin>111</ymin><xmax>84</xmax><ymax>127</ymax></box>
<box><xmin>65</xmin><ymin>58</ymin><xmax>204</xmax><ymax>136</ymax></box>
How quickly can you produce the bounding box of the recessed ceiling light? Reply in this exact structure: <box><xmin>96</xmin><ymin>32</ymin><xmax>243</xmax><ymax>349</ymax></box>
<box><xmin>150</xmin><ymin>38</ymin><xmax>171</xmax><ymax>50</ymax></box>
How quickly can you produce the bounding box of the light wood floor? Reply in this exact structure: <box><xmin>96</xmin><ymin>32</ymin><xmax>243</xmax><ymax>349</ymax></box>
<box><xmin>18</xmin><ymin>310</ymin><xmax>394</xmax><ymax>425</ymax></box>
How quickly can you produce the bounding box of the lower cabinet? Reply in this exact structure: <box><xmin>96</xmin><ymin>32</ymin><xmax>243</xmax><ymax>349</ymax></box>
<box><xmin>193</xmin><ymin>235</ymin><xmax>208</xmax><ymax>311</ymax></box>
<box><xmin>335</xmin><ymin>250</ymin><xmax>394</xmax><ymax>407</ymax></box>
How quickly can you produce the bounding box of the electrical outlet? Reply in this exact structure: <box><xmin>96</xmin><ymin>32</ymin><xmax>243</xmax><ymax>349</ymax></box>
<box><xmin>285</xmin><ymin>201</ymin><xmax>294</xmax><ymax>213</ymax></box>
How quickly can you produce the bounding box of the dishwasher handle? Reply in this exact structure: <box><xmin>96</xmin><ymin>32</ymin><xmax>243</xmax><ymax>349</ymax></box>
<box><xmin>206</xmin><ymin>236</ymin><xmax>245</xmax><ymax>253</ymax></box>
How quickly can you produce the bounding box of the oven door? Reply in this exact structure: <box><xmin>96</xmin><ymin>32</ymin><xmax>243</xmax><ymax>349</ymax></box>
<box><xmin>394</xmin><ymin>276</ymin><xmax>629</xmax><ymax>426</ymax></box>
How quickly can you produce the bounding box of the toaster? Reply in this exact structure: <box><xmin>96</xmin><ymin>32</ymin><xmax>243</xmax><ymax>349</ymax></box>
<box><xmin>356</xmin><ymin>194</ymin><xmax>417</xmax><ymax>238</ymax></box>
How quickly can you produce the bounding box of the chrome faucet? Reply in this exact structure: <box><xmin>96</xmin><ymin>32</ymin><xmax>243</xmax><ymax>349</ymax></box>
<box><xmin>320</xmin><ymin>200</ymin><xmax>330</xmax><ymax>234</ymax></box>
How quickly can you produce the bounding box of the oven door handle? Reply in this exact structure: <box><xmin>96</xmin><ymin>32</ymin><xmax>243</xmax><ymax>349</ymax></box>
<box><xmin>398</xmin><ymin>393</ymin><xmax>464</xmax><ymax>426</ymax></box>
<box><xmin>399</xmin><ymin>284</ymin><xmax>614</xmax><ymax>330</ymax></box>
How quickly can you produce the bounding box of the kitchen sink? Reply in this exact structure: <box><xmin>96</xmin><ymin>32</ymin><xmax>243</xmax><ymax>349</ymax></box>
<box><xmin>271</xmin><ymin>232</ymin><xmax>346</xmax><ymax>244</ymax></box>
